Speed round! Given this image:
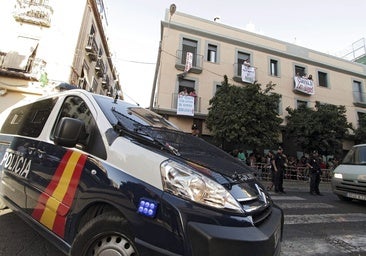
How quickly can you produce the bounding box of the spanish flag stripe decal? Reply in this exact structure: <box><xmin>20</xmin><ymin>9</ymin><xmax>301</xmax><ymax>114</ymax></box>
<box><xmin>32</xmin><ymin>150</ymin><xmax>73</xmax><ymax>221</ymax></box>
<box><xmin>32</xmin><ymin>150</ymin><xmax>87</xmax><ymax>238</ymax></box>
<box><xmin>45</xmin><ymin>150</ymin><xmax>74</xmax><ymax>196</ymax></box>
<box><xmin>53</xmin><ymin>153</ymin><xmax>87</xmax><ymax>237</ymax></box>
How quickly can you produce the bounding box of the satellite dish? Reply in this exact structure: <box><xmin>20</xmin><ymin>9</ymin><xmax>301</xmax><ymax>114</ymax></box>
<box><xmin>170</xmin><ymin>4</ymin><xmax>176</xmax><ymax>16</ymax></box>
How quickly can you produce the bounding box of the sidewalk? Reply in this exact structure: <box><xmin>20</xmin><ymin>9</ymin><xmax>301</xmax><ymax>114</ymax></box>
<box><xmin>260</xmin><ymin>179</ymin><xmax>332</xmax><ymax>192</ymax></box>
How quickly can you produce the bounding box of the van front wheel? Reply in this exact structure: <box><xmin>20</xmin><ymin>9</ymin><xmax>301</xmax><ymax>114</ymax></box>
<box><xmin>71</xmin><ymin>213</ymin><xmax>138</xmax><ymax>256</ymax></box>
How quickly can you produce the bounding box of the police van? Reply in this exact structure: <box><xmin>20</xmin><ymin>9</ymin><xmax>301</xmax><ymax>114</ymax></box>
<box><xmin>0</xmin><ymin>89</ymin><xmax>283</xmax><ymax>256</ymax></box>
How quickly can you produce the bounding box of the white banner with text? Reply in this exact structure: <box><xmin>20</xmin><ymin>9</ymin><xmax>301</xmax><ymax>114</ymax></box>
<box><xmin>294</xmin><ymin>76</ymin><xmax>314</xmax><ymax>95</ymax></box>
<box><xmin>177</xmin><ymin>95</ymin><xmax>194</xmax><ymax>116</ymax></box>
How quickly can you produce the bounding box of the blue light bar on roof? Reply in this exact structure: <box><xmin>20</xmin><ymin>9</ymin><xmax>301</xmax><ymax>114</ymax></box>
<box><xmin>137</xmin><ymin>198</ymin><xmax>158</xmax><ymax>218</ymax></box>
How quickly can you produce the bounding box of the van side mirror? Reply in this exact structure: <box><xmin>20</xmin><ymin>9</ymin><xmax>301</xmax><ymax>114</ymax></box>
<box><xmin>54</xmin><ymin>117</ymin><xmax>86</xmax><ymax>147</ymax></box>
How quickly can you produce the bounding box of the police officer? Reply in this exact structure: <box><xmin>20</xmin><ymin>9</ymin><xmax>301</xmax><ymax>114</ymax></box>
<box><xmin>307</xmin><ymin>150</ymin><xmax>323</xmax><ymax>196</ymax></box>
<box><xmin>272</xmin><ymin>146</ymin><xmax>287</xmax><ymax>194</ymax></box>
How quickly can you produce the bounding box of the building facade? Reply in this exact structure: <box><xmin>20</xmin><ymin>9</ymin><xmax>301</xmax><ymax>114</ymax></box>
<box><xmin>150</xmin><ymin>10</ymin><xmax>366</xmax><ymax>152</ymax></box>
<box><xmin>0</xmin><ymin>0</ymin><xmax>121</xmax><ymax>113</ymax></box>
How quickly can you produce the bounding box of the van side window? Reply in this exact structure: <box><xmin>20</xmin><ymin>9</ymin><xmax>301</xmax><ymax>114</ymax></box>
<box><xmin>53</xmin><ymin>96</ymin><xmax>107</xmax><ymax>159</ymax></box>
<box><xmin>1</xmin><ymin>98</ymin><xmax>57</xmax><ymax>137</ymax></box>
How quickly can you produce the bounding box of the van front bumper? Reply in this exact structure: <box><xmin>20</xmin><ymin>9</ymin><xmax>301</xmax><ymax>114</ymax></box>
<box><xmin>187</xmin><ymin>206</ymin><xmax>283</xmax><ymax>256</ymax></box>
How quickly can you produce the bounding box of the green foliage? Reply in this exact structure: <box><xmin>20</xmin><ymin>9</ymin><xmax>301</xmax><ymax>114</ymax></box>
<box><xmin>285</xmin><ymin>101</ymin><xmax>352</xmax><ymax>155</ymax></box>
<box><xmin>206</xmin><ymin>75</ymin><xmax>282</xmax><ymax>149</ymax></box>
<box><xmin>354</xmin><ymin>113</ymin><xmax>366</xmax><ymax>144</ymax></box>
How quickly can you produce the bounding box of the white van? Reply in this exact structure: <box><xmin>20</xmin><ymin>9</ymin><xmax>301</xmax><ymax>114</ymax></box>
<box><xmin>331</xmin><ymin>144</ymin><xmax>366</xmax><ymax>201</ymax></box>
<box><xmin>0</xmin><ymin>89</ymin><xmax>283</xmax><ymax>256</ymax></box>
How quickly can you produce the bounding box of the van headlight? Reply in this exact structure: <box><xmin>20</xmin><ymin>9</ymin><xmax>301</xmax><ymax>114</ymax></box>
<box><xmin>334</xmin><ymin>173</ymin><xmax>343</xmax><ymax>179</ymax></box>
<box><xmin>160</xmin><ymin>160</ymin><xmax>243</xmax><ymax>213</ymax></box>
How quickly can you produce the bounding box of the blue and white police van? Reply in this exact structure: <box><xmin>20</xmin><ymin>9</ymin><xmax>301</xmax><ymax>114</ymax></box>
<box><xmin>0</xmin><ymin>89</ymin><xmax>283</xmax><ymax>256</ymax></box>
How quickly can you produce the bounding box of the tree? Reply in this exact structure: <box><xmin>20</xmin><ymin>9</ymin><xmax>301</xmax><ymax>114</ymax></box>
<box><xmin>354</xmin><ymin>113</ymin><xmax>366</xmax><ymax>144</ymax></box>
<box><xmin>285</xmin><ymin>102</ymin><xmax>352</xmax><ymax>155</ymax></box>
<box><xmin>206</xmin><ymin>75</ymin><xmax>282</xmax><ymax>150</ymax></box>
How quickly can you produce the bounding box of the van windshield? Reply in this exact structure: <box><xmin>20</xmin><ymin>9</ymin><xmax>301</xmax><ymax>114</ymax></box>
<box><xmin>342</xmin><ymin>145</ymin><xmax>366</xmax><ymax>165</ymax></box>
<box><xmin>93</xmin><ymin>94</ymin><xmax>254</xmax><ymax>179</ymax></box>
<box><xmin>93</xmin><ymin>95</ymin><xmax>179</xmax><ymax>130</ymax></box>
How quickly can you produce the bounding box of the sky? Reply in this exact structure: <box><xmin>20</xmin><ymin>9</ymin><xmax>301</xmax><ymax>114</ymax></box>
<box><xmin>104</xmin><ymin>0</ymin><xmax>366</xmax><ymax>107</ymax></box>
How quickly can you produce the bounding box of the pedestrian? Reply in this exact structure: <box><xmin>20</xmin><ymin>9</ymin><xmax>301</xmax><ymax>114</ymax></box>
<box><xmin>272</xmin><ymin>146</ymin><xmax>287</xmax><ymax>194</ymax></box>
<box><xmin>237</xmin><ymin>149</ymin><xmax>246</xmax><ymax>162</ymax></box>
<box><xmin>191</xmin><ymin>123</ymin><xmax>200</xmax><ymax>137</ymax></box>
<box><xmin>189</xmin><ymin>90</ymin><xmax>197</xmax><ymax>97</ymax></box>
<box><xmin>306</xmin><ymin>150</ymin><xmax>323</xmax><ymax>196</ymax></box>
<box><xmin>179</xmin><ymin>88</ymin><xmax>188</xmax><ymax>95</ymax></box>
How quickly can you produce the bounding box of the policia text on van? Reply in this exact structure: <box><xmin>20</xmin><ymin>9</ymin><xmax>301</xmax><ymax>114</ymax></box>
<box><xmin>0</xmin><ymin>90</ymin><xmax>283</xmax><ymax>256</ymax></box>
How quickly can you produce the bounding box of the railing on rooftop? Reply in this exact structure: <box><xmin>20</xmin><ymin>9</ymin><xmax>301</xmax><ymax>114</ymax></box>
<box><xmin>341</xmin><ymin>38</ymin><xmax>366</xmax><ymax>62</ymax></box>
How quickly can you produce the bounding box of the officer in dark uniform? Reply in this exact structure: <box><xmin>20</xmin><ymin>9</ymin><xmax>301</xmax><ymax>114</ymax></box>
<box><xmin>306</xmin><ymin>150</ymin><xmax>323</xmax><ymax>196</ymax></box>
<box><xmin>272</xmin><ymin>146</ymin><xmax>287</xmax><ymax>194</ymax></box>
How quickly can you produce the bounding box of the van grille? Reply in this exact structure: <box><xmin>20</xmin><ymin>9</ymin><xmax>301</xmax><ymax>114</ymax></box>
<box><xmin>237</xmin><ymin>191</ymin><xmax>273</xmax><ymax>226</ymax></box>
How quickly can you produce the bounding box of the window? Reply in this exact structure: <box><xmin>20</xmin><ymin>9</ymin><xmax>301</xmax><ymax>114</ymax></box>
<box><xmin>237</xmin><ymin>51</ymin><xmax>250</xmax><ymax>76</ymax></box>
<box><xmin>1</xmin><ymin>98</ymin><xmax>57</xmax><ymax>137</ymax></box>
<box><xmin>318</xmin><ymin>71</ymin><xmax>328</xmax><ymax>87</ymax></box>
<box><xmin>353</xmin><ymin>80</ymin><xmax>364</xmax><ymax>103</ymax></box>
<box><xmin>357</xmin><ymin>112</ymin><xmax>366</xmax><ymax>127</ymax></box>
<box><xmin>182</xmin><ymin>38</ymin><xmax>197</xmax><ymax>66</ymax></box>
<box><xmin>296</xmin><ymin>100</ymin><xmax>308</xmax><ymax>108</ymax></box>
<box><xmin>178</xmin><ymin>78</ymin><xmax>195</xmax><ymax>94</ymax></box>
<box><xmin>212</xmin><ymin>83</ymin><xmax>223</xmax><ymax>97</ymax></box>
<box><xmin>215</xmin><ymin>83</ymin><xmax>222</xmax><ymax>92</ymax></box>
<box><xmin>295</xmin><ymin>65</ymin><xmax>306</xmax><ymax>77</ymax></box>
<box><xmin>98</xmin><ymin>47</ymin><xmax>103</xmax><ymax>57</ymax></box>
<box><xmin>277</xmin><ymin>97</ymin><xmax>283</xmax><ymax>115</ymax></box>
<box><xmin>207</xmin><ymin>44</ymin><xmax>217</xmax><ymax>63</ymax></box>
<box><xmin>90</xmin><ymin>25</ymin><xmax>95</xmax><ymax>36</ymax></box>
<box><xmin>270</xmin><ymin>59</ymin><xmax>278</xmax><ymax>76</ymax></box>
<box><xmin>83</xmin><ymin>60</ymin><xmax>90</xmax><ymax>74</ymax></box>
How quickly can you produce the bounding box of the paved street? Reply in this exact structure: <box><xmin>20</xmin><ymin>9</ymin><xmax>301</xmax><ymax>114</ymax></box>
<box><xmin>265</xmin><ymin>180</ymin><xmax>366</xmax><ymax>256</ymax></box>
<box><xmin>0</xmin><ymin>208</ymin><xmax>65</xmax><ymax>256</ymax></box>
<box><xmin>0</xmin><ymin>180</ymin><xmax>365</xmax><ymax>256</ymax></box>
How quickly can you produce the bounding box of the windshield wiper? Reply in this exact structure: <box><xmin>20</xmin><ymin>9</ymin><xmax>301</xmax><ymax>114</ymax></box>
<box><xmin>111</xmin><ymin>108</ymin><xmax>180</xmax><ymax>156</ymax></box>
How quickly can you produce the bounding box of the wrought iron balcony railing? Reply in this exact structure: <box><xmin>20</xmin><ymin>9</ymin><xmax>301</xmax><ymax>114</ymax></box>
<box><xmin>85</xmin><ymin>34</ymin><xmax>98</xmax><ymax>61</ymax></box>
<box><xmin>95</xmin><ymin>58</ymin><xmax>105</xmax><ymax>77</ymax></box>
<box><xmin>0</xmin><ymin>51</ymin><xmax>46</xmax><ymax>80</ymax></box>
<box><xmin>13</xmin><ymin>0</ymin><xmax>54</xmax><ymax>27</ymax></box>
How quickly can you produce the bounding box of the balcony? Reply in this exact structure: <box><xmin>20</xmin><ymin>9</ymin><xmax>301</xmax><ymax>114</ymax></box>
<box><xmin>95</xmin><ymin>58</ymin><xmax>105</xmax><ymax>77</ymax></box>
<box><xmin>0</xmin><ymin>51</ymin><xmax>46</xmax><ymax>80</ymax></box>
<box><xmin>85</xmin><ymin>34</ymin><xmax>98</xmax><ymax>61</ymax></box>
<box><xmin>171</xmin><ymin>93</ymin><xmax>201</xmax><ymax>113</ymax></box>
<box><xmin>232</xmin><ymin>63</ymin><xmax>256</xmax><ymax>84</ymax></box>
<box><xmin>175</xmin><ymin>50</ymin><xmax>203</xmax><ymax>74</ymax></box>
<box><xmin>353</xmin><ymin>91</ymin><xmax>366</xmax><ymax>107</ymax></box>
<box><xmin>102</xmin><ymin>74</ymin><xmax>110</xmax><ymax>90</ymax></box>
<box><xmin>13</xmin><ymin>0</ymin><xmax>54</xmax><ymax>27</ymax></box>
